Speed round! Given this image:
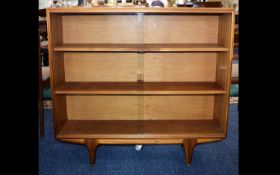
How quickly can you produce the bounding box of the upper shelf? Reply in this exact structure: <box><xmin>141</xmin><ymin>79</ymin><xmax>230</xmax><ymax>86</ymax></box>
<box><xmin>53</xmin><ymin>44</ymin><xmax>229</xmax><ymax>52</ymax></box>
<box><xmin>47</xmin><ymin>7</ymin><xmax>235</xmax><ymax>14</ymax></box>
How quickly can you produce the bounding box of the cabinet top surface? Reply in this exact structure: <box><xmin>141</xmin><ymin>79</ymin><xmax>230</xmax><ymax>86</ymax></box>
<box><xmin>47</xmin><ymin>7</ymin><xmax>234</xmax><ymax>14</ymax></box>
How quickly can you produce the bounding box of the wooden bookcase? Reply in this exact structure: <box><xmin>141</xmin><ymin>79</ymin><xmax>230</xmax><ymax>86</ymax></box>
<box><xmin>46</xmin><ymin>7</ymin><xmax>235</xmax><ymax>165</ymax></box>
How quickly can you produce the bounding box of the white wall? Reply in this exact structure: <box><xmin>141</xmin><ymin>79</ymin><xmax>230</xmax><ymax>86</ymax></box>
<box><xmin>221</xmin><ymin>0</ymin><xmax>239</xmax><ymax>12</ymax></box>
<box><xmin>39</xmin><ymin>0</ymin><xmax>52</xmax><ymax>9</ymax></box>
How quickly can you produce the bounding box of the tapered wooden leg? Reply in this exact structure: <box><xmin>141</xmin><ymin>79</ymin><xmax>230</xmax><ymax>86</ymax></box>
<box><xmin>182</xmin><ymin>139</ymin><xmax>197</xmax><ymax>165</ymax></box>
<box><xmin>85</xmin><ymin>139</ymin><xmax>99</xmax><ymax>165</ymax></box>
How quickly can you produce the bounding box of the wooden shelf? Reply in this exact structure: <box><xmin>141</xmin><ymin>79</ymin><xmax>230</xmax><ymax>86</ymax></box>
<box><xmin>57</xmin><ymin>120</ymin><xmax>224</xmax><ymax>139</ymax></box>
<box><xmin>55</xmin><ymin>82</ymin><xmax>226</xmax><ymax>95</ymax></box>
<box><xmin>53</xmin><ymin>44</ymin><xmax>229</xmax><ymax>52</ymax></box>
<box><xmin>47</xmin><ymin>7</ymin><xmax>234</xmax><ymax>14</ymax></box>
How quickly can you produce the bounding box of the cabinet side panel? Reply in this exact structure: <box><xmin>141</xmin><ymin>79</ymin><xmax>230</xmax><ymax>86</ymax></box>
<box><xmin>48</xmin><ymin>14</ymin><xmax>64</xmax><ymax>87</ymax></box>
<box><xmin>214</xmin><ymin>13</ymin><xmax>234</xmax><ymax>134</ymax></box>
<box><xmin>52</xmin><ymin>95</ymin><xmax>67</xmax><ymax>133</ymax></box>
<box><xmin>47</xmin><ymin>12</ymin><xmax>67</xmax><ymax>134</ymax></box>
<box><xmin>50</xmin><ymin>53</ymin><xmax>67</xmax><ymax>134</ymax></box>
<box><xmin>218</xmin><ymin>14</ymin><xmax>233</xmax><ymax>47</ymax></box>
<box><xmin>62</xmin><ymin>15</ymin><xmax>143</xmax><ymax>44</ymax></box>
<box><xmin>144</xmin><ymin>96</ymin><xmax>214</xmax><ymax>120</ymax></box>
<box><xmin>48</xmin><ymin>14</ymin><xmax>63</xmax><ymax>46</ymax></box>
<box><xmin>144</xmin><ymin>53</ymin><xmax>217</xmax><ymax>82</ymax></box>
<box><xmin>67</xmin><ymin>96</ymin><xmax>139</xmax><ymax>120</ymax></box>
<box><xmin>144</xmin><ymin>15</ymin><xmax>219</xmax><ymax>44</ymax></box>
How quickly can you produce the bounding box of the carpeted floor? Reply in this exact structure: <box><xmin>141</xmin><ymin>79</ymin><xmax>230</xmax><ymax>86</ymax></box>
<box><xmin>39</xmin><ymin>104</ymin><xmax>238</xmax><ymax>175</ymax></box>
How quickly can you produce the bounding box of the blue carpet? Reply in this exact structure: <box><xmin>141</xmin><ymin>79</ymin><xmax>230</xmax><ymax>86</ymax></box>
<box><xmin>39</xmin><ymin>104</ymin><xmax>238</xmax><ymax>175</ymax></box>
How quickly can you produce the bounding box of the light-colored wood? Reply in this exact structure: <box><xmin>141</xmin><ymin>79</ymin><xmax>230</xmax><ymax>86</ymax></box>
<box><xmin>218</xmin><ymin>14</ymin><xmax>233</xmax><ymax>48</ymax></box>
<box><xmin>46</xmin><ymin>13</ymin><xmax>64</xmax><ymax>91</ymax></box>
<box><xmin>97</xmin><ymin>139</ymin><xmax>184</xmax><ymax>144</ymax></box>
<box><xmin>62</xmin><ymin>14</ymin><xmax>220</xmax><ymax>44</ymax></box>
<box><xmin>47</xmin><ymin>13</ymin><xmax>67</xmax><ymax>134</ymax></box>
<box><xmin>54</xmin><ymin>43</ymin><xmax>229</xmax><ymax>52</ymax></box>
<box><xmin>214</xmin><ymin>13</ymin><xmax>235</xmax><ymax>134</ymax></box>
<box><xmin>62</xmin><ymin>15</ymin><xmax>142</xmax><ymax>44</ymax></box>
<box><xmin>144</xmin><ymin>95</ymin><xmax>215</xmax><ymax>120</ymax></box>
<box><xmin>48</xmin><ymin>52</ymin><xmax>68</xmax><ymax>134</ymax></box>
<box><xmin>144</xmin><ymin>15</ymin><xmax>219</xmax><ymax>44</ymax></box>
<box><xmin>47</xmin><ymin>7</ymin><xmax>234</xmax><ymax>14</ymax></box>
<box><xmin>55</xmin><ymin>82</ymin><xmax>226</xmax><ymax>95</ymax></box>
<box><xmin>144</xmin><ymin>53</ymin><xmax>217</xmax><ymax>82</ymax></box>
<box><xmin>66</xmin><ymin>96</ymin><xmax>139</xmax><ymax>120</ymax></box>
<box><xmin>66</xmin><ymin>95</ymin><xmax>215</xmax><ymax>120</ymax></box>
<box><xmin>196</xmin><ymin>138</ymin><xmax>222</xmax><ymax>144</ymax></box>
<box><xmin>47</xmin><ymin>14</ymin><xmax>63</xmax><ymax>47</ymax></box>
<box><xmin>58</xmin><ymin>120</ymin><xmax>139</xmax><ymax>138</ymax></box>
<box><xmin>141</xmin><ymin>120</ymin><xmax>222</xmax><ymax>138</ymax></box>
<box><xmin>64</xmin><ymin>53</ymin><xmax>138</xmax><ymax>82</ymax></box>
<box><xmin>57</xmin><ymin>120</ymin><xmax>223</xmax><ymax>139</ymax></box>
<box><xmin>52</xmin><ymin>53</ymin><xmax>65</xmax><ymax>87</ymax></box>
<box><xmin>216</xmin><ymin>52</ymin><xmax>228</xmax><ymax>89</ymax></box>
<box><xmin>59</xmin><ymin>138</ymin><xmax>223</xmax><ymax>145</ymax></box>
<box><xmin>47</xmin><ymin>14</ymin><xmax>64</xmax><ymax>88</ymax></box>
<box><xmin>47</xmin><ymin>8</ymin><xmax>234</xmax><ymax>165</ymax></box>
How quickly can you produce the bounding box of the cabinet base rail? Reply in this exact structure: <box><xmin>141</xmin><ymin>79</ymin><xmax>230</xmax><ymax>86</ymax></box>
<box><xmin>59</xmin><ymin>138</ymin><xmax>222</xmax><ymax>165</ymax></box>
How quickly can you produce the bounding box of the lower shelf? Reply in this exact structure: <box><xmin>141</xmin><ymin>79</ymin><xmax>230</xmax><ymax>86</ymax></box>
<box><xmin>57</xmin><ymin>120</ymin><xmax>224</xmax><ymax>139</ymax></box>
<box><xmin>55</xmin><ymin>82</ymin><xmax>226</xmax><ymax>95</ymax></box>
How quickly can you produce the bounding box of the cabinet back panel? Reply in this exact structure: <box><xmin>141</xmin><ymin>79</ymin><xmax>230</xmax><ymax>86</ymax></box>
<box><xmin>67</xmin><ymin>96</ymin><xmax>139</xmax><ymax>120</ymax></box>
<box><xmin>62</xmin><ymin>15</ymin><xmax>142</xmax><ymax>44</ymax></box>
<box><xmin>66</xmin><ymin>95</ymin><xmax>214</xmax><ymax>120</ymax></box>
<box><xmin>62</xmin><ymin>15</ymin><xmax>219</xmax><ymax>44</ymax></box>
<box><xmin>144</xmin><ymin>15</ymin><xmax>219</xmax><ymax>43</ymax></box>
<box><xmin>144</xmin><ymin>53</ymin><xmax>217</xmax><ymax>82</ymax></box>
<box><xmin>64</xmin><ymin>53</ymin><xmax>138</xmax><ymax>82</ymax></box>
<box><xmin>144</xmin><ymin>96</ymin><xmax>214</xmax><ymax>120</ymax></box>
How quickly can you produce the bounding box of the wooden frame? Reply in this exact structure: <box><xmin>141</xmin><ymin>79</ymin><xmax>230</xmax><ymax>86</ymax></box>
<box><xmin>47</xmin><ymin>7</ymin><xmax>235</xmax><ymax>165</ymax></box>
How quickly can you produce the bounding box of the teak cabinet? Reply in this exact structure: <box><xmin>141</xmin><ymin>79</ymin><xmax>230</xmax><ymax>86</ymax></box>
<box><xmin>47</xmin><ymin>7</ymin><xmax>235</xmax><ymax>165</ymax></box>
